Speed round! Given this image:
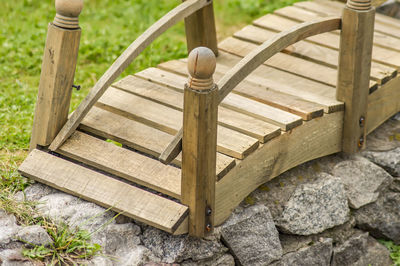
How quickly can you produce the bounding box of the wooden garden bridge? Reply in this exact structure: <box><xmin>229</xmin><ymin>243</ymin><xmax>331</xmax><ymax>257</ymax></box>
<box><xmin>19</xmin><ymin>0</ymin><xmax>400</xmax><ymax>237</ymax></box>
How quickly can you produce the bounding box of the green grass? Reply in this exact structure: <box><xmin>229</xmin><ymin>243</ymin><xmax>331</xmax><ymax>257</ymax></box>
<box><xmin>380</xmin><ymin>240</ymin><xmax>400</xmax><ymax>265</ymax></box>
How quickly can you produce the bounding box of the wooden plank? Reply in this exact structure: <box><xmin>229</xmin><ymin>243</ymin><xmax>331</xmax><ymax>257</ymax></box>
<box><xmin>30</xmin><ymin>24</ymin><xmax>81</xmax><ymax>149</ymax></box>
<box><xmin>159</xmin><ymin>59</ymin><xmax>326</xmax><ymax>120</ymax></box>
<box><xmin>215</xmin><ymin>111</ymin><xmax>344</xmax><ymax>225</ymax></box>
<box><xmin>80</xmin><ymin>107</ymin><xmax>236</xmax><ymax>179</ymax></box>
<box><xmin>135</xmin><ymin>68</ymin><xmax>304</xmax><ymax>131</ymax></box>
<box><xmin>58</xmin><ymin>131</ymin><xmax>182</xmax><ymax>199</ymax></box>
<box><xmin>295</xmin><ymin>1</ymin><xmax>400</xmax><ymax>39</ymax></box>
<box><xmin>215</xmin><ymin>48</ymin><xmax>345</xmax><ymax>113</ymax></box>
<box><xmin>218</xmin><ymin>37</ymin><xmax>378</xmax><ymax>93</ymax></box>
<box><xmin>337</xmin><ymin>4</ymin><xmax>375</xmax><ymax>153</ymax></box>
<box><xmin>19</xmin><ymin>149</ymin><xmax>188</xmax><ymax>233</ymax></box>
<box><xmin>113</xmin><ymin>75</ymin><xmax>281</xmax><ymax>143</ymax></box>
<box><xmin>275</xmin><ymin>5</ymin><xmax>400</xmax><ymax>53</ymax></box>
<box><xmin>367</xmin><ymin>76</ymin><xmax>400</xmax><ymax>134</ymax></box>
<box><xmin>255</xmin><ymin>13</ymin><xmax>400</xmax><ymax>69</ymax></box>
<box><xmin>97</xmin><ymin>88</ymin><xmax>260</xmax><ymax>159</ymax></box>
<box><xmin>235</xmin><ymin>24</ymin><xmax>396</xmax><ymax>85</ymax></box>
<box><xmin>48</xmin><ymin>0</ymin><xmax>211</xmax><ymax>151</ymax></box>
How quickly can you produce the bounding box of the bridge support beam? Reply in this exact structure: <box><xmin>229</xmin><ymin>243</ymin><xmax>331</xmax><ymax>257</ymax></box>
<box><xmin>337</xmin><ymin>0</ymin><xmax>375</xmax><ymax>153</ymax></box>
<box><xmin>30</xmin><ymin>0</ymin><xmax>83</xmax><ymax>150</ymax></box>
<box><xmin>182</xmin><ymin>47</ymin><xmax>218</xmax><ymax>237</ymax></box>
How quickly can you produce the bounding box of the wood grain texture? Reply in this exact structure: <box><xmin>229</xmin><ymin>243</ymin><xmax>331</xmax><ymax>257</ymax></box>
<box><xmin>235</xmin><ymin>24</ymin><xmax>396</xmax><ymax>85</ymax></box>
<box><xmin>113</xmin><ymin>75</ymin><xmax>281</xmax><ymax>143</ymax></box>
<box><xmin>48</xmin><ymin>0</ymin><xmax>210</xmax><ymax>151</ymax></box>
<box><xmin>184</xmin><ymin>0</ymin><xmax>218</xmax><ymax>55</ymax></box>
<box><xmin>58</xmin><ymin>131</ymin><xmax>182</xmax><ymax>199</ymax></box>
<box><xmin>97</xmin><ymin>87</ymin><xmax>259</xmax><ymax>159</ymax></box>
<box><xmin>19</xmin><ymin>149</ymin><xmax>188</xmax><ymax>233</ymax></box>
<box><xmin>337</xmin><ymin>6</ymin><xmax>375</xmax><ymax>153</ymax></box>
<box><xmin>30</xmin><ymin>24</ymin><xmax>81</xmax><ymax>150</ymax></box>
<box><xmin>216</xmin><ymin>17</ymin><xmax>341</xmax><ymax>103</ymax></box>
<box><xmin>215</xmin><ymin>111</ymin><xmax>344</xmax><ymax>225</ymax></box>
<box><xmin>80</xmin><ymin>107</ymin><xmax>236</xmax><ymax>180</ymax></box>
<box><xmin>367</xmin><ymin>76</ymin><xmax>400</xmax><ymax>134</ymax></box>
<box><xmin>158</xmin><ymin>59</ymin><xmax>325</xmax><ymax>120</ymax></box>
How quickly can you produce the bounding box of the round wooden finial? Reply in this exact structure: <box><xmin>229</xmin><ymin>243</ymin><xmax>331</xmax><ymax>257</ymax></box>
<box><xmin>187</xmin><ymin>47</ymin><xmax>216</xmax><ymax>90</ymax></box>
<box><xmin>54</xmin><ymin>0</ymin><xmax>84</xmax><ymax>29</ymax></box>
<box><xmin>346</xmin><ymin>0</ymin><xmax>371</xmax><ymax>10</ymax></box>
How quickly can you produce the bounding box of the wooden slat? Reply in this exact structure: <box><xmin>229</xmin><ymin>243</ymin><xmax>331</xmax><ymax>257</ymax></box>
<box><xmin>235</xmin><ymin>24</ymin><xmax>396</xmax><ymax>85</ymax></box>
<box><xmin>158</xmin><ymin>59</ymin><xmax>326</xmax><ymax>120</ymax></box>
<box><xmin>80</xmin><ymin>107</ymin><xmax>236</xmax><ymax>179</ymax></box>
<box><xmin>295</xmin><ymin>1</ymin><xmax>400</xmax><ymax>39</ymax></box>
<box><xmin>58</xmin><ymin>131</ymin><xmax>182</xmax><ymax>199</ymax></box>
<box><xmin>275</xmin><ymin>5</ymin><xmax>400</xmax><ymax>53</ymax></box>
<box><xmin>215</xmin><ymin>111</ymin><xmax>344</xmax><ymax>225</ymax></box>
<box><xmin>113</xmin><ymin>76</ymin><xmax>281</xmax><ymax>143</ymax></box>
<box><xmin>215</xmin><ymin>47</ymin><xmax>344</xmax><ymax>113</ymax></box>
<box><xmin>135</xmin><ymin>68</ymin><xmax>304</xmax><ymax>131</ymax></box>
<box><xmin>48</xmin><ymin>0</ymin><xmax>211</xmax><ymax>151</ymax></box>
<box><xmin>219</xmin><ymin>37</ymin><xmax>378</xmax><ymax>93</ymax></box>
<box><xmin>255</xmin><ymin>13</ymin><xmax>400</xmax><ymax>70</ymax></box>
<box><xmin>97</xmin><ymin>88</ymin><xmax>259</xmax><ymax>159</ymax></box>
<box><xmin>19</xmin><ymin>149</ymin><xmax>188</xmax><ymax>233</ymax></box>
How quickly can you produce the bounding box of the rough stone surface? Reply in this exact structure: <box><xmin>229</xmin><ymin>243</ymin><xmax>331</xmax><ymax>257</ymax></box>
<box><xmin>331</xmin><ymin>231</ymin><xmax>369</xmax><ymax>266</ymax></box>
<box><xmin>363</xmin><ymin>147</ymin><xmax>400</xmax><ymax>177</ymax></box>
<box><xmin>15</xmin><ymin>225</ymin><xmax>53</xmax><ymax>247</ymax></box>
<box><xmin>220</xmin><ymin>205</ymin><xmax>282</xmax><ymax>265</ymax></box>
<box><xmin>277</xmin><ymin>174</ymin><xmax>350</xmax><ymax>235</ymax></box>
<box><xmin>0</xmin><ymin>211</ymin><xmax>20</xmax><ymax>249</ymax></box>
<box><xmin>364</xmin><ymin>236</ymin><xmax>392</xmax><ymax>266</ymax></box>
<box><xmin>181</xmin><ymin>253</ymin><xmax>235</xmax><ymax>266</ymax></box>
<box><xmin>365</xmin><ymin>117</ymin><xmax>400</xmax><ymax>152</ymax></box>
<box><xmin>141</xmin><ymin>227</ymin><xmax>226</xmax><ymax>263</ymax></box>
<box><xmin>270</xmin><ymin>238</ymin><xmax>333</xmax><ymax>266</ymax></box>
<box><xmin>13</xmin><ymin>182</ymin><xmax>56</xmax><ymax>202</ymax></box>
<box><xmin>0</xmin><ymin>248</ymin><xmax>34</xmax><ymax>266</ymax></box>
<box><xmin>354</xmin><ymin>190</ymin><xmax>400</xmax><ymax>244</ymax></box>
<box><xmin>332</xmin><ymin>156</ymin><xmax>393</xmax><ymax>209</ymax></box>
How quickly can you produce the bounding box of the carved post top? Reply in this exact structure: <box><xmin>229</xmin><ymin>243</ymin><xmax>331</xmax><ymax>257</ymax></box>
<box><xmin>346</xmin><ymin>0</ymin><xmax>372</xmax><ymax>10</ymax></box>
<box><xmin>187</xmin><ymin>47</ymin><xmax>216</xmax><ymax>91</ymax></box>
<box><xmin>54</xmin><ymin>0</ymin><xmax>84</xmax><ymax>29</ymax></box>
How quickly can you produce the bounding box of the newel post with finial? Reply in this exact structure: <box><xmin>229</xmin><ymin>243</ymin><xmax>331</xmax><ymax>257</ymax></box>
<box><xmin>336</xmin><ymin>0</ymin><xmax>375</xmax><ymax>154</ymax></box>
<box><xmin>182</xmin><ymin>47</ymin><xmax>218</xmax><ymax>237</ymax></box>
<box><xmin>30</xmin><ymin>0</ymin><xmax>83</xmax><ymax>150</ymax></box>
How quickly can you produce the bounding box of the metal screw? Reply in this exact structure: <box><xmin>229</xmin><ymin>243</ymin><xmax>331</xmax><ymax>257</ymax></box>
<box><xmin>359</xmin><ymin>116</ymin><xmax>365</xmax><ymax>127</ymax></box>
<box><xmin>358</xmin><ymin>137</ymin><xmax>364</xmax><ymax>148</ymax></box>
<box><xmin>72</xmin><ymin>84</ymin><xmax>81</xmax><ymax>91</ymax></box>
<box><xmin>206</xmin><ymin>207</ymin><xmax>212</xmax><ymax>216</ymax></box>
<box><xmin>206</xmin><ymin>223</ymin><xmax>212</xmax><ymax>232</ymax></box>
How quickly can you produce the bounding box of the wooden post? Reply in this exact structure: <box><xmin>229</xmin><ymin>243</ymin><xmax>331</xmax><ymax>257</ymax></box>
<box><xmin>337</xmin><ymin>0</ymin><xmax>375</xmax><ymax>153</ymax></box>
<box><xmin>183</xmin><ymin>0</ymin><xmax>218</xmax><ymax>56</ymax></box>
<box><xmin>182</xmin><ymin>47</ymin><xmax>218</xmax><ymax>237</ymax></box>
<box><xmin>29</xmin><ymin>0</ymin><xmax>83</xmax><ymax>150</ymax></box>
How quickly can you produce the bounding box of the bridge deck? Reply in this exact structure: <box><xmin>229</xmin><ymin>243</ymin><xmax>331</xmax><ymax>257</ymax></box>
<box><xmin>19</xmin><ymin>0</ymin><xmax>400</xmax><ymax>234</ymax></box>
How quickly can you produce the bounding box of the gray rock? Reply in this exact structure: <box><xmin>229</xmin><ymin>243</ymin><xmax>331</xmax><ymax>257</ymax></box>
<box><xmin>14</xmin><ymin>183</ymin><xmax>57</xmax><ymax>202</ymax></box>
<box><xmin>0</xmin><ymin>211</ymin><xmax>20</xmax><ymax>248</ymax></box>
<box><xmin>364</xmin><ymin>236</ymin><xmax>392</xmax><ymax>266</ymax></box>
<box><xmin>332</xmin><ymin>156</ymin><xmax>393</xmax><ymax>209</ymax></box>
<box><xmin>182</xmin><ymin>253</ymin><xmax>235</xmax><ymax>266</ymax></box>
<box><xmin>15</xmin><ymin>225</ymin><xmax>53</xmax><ymax>247</ymax></box>
<box><xmin>0</xmin><ymin>248</ymin><xmax>34</xmax><ymax>266</ymax></box>
<box><xmin>365</xmin><ymin>117</ymin><xmax>400</xmax><ymax>152</ymax></box>
<box><xmin>94</xmin><ymin>223</ymin><xmax>141</xmax><ymax>254</ymax></box>
<box><xmin>277</xmin><ymin>175</ymin><xmax>350</xmax><ymax>235</ymax></box>
<box><xmin>354</xmin><ymin>190</ymin><xmax>400</xmax><ymax>244</ymax></box>
<box><xmin>221</xmin><ymin>205</ymin><xmax>283</xmax><ymax>266</ymax></box>
<box><xmin>390</xmin><ymin>177</ymin><xmax>400</xmax><ymax>192</ymax></box>
<box><xmin>363</xmin><ymin>147</ymin><xmax>400</xmax><ymax>176</ymax></box>
<box><xmin>117</xmin><ymin>245</ymin><xmax>154</xmax><ymax>266</ymax></box>
<box><xmin>141</xmin><ymin>227</ymin><xmax>226</xmax><ymax>263</ymax></box>
<box><xmin>270</xmin><ymin>238</ymin><xmax>333</xmax><ymax>266</ymax></box>
<box><xmin>88</xmin><ymin>256</ymin><xmax>114</xmax><ymax>266</ymax></box>
<box><xmin>331</xmin><ymin>231</ymin><xmax>369</xmax><ymax>266</ymax></box>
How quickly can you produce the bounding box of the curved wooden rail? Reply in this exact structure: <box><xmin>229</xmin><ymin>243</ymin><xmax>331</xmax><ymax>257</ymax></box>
<box><xmin>160</xmin><ymin>17</ymin><xmax>342</xmax><ymax>164</ymax></box>
<box><xmin>48</xmin><ymin>0</ymin><xmax>210</xmax><ymax>151</ymax></box>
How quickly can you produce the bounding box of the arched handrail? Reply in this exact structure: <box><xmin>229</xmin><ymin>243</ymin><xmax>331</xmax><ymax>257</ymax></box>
<box><xmin>48</xmin><ymin>0</ymin><xmax>211</xmax><ymax>151</ymax></box>
<box><xmin>160</xmin><ymin>17</ymin><xmax>342</xmax><ymax>164</ymax></box>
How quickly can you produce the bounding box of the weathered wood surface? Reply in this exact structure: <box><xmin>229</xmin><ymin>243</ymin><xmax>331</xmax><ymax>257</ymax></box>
<box><xmin>80</xmin><ymin>107</ymin><xmax>236</xmax><ymax>180</ymax></box>
<box><xmin>58</xmin><ymin>131</ymin><xmax>182</xmax><ymax>199</ymax></box>
<box><xmin>19</xmin><ymin>149</ymin><xmax>188</xmax><ymax>233</ymax></box>
<box><xmin>49</xmin><ymin>0</ymin><xmax>211</xmax><ymax>151</ymax></box>
<box><xmin>30</xmin><ymin>24</ymin><xmax>81</xmax><ymax>150</ymax></box>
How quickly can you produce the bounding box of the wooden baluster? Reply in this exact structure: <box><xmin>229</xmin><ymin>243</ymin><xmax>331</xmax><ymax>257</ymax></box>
<box><xmin>182</xmin><ymin>47</ymin><xmax>218</xmax><ymax>237</ymax></box>
<box><xmin>30</xmin><ymin>0</ymin><xmax>83</xmax><ymax>150</ymax></box>
<box><xmin>337</xmin><ymin>0</ymin><xmax>375</xmax><ymax>153</ymax></box>
<box><xmin>184</xmin><ymin>0</ymin><xmax>218</xmax><ymax>56</ymax></box>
